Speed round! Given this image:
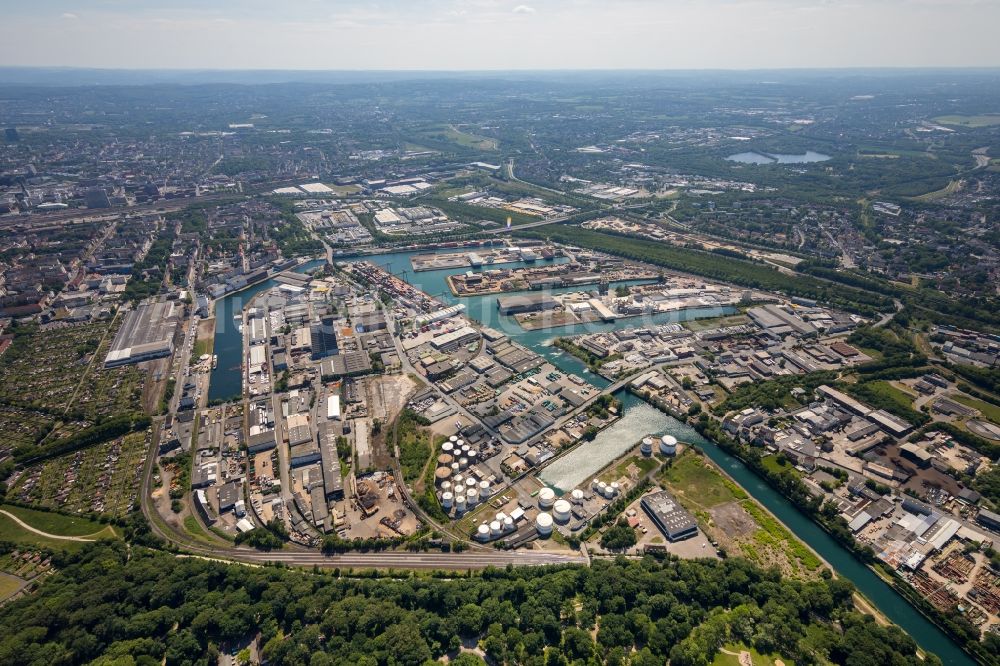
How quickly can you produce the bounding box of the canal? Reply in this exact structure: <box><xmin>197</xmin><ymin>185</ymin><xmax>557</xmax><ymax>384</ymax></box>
<box><xmin>207</xmin><ymin>259</ymin><xmax>325</xmax><ymax>402</ymax></box>
<box><xmin>208</xmin><ymin>247</ymin><xmax>971</xmax><ymax>663</ymax></box>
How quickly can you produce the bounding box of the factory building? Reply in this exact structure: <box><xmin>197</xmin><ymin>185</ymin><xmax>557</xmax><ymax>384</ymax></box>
<box><xmin>104</xmin><ymin>298</ymin><xmax>180</xmax><ymax>367</ymax></box>
<box><xmin>641</xmin><ymin>489</ymin><xmax>698</xmax><ymax>542</ymax></box>
<box><xmin>497</xmin><ymin>293</ymin><xmax>558</xmax><ymax>315</ymax></box>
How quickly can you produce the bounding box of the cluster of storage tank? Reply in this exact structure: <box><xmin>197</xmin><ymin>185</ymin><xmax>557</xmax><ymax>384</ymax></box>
<box><xmin>436</xmin><ymin>436</ymin><xmax>490</xmax><ymax>513</ymax></box>
<box><xmin>474</xmin><ymin>511</ymin><xmax>517</xmax><ymax>541</ymax></box>
<box><xmin>591</xmin><ymin>478</ymin><xmax>620</xmax><ymax>499</ymax></box>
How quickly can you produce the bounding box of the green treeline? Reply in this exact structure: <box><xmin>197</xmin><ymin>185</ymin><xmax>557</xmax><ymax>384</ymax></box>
<box><xmin>524</xmin><ymin>226</ymin><xmax>893</xmax><ymax>315</ymax></box>
<box><xmin>0</xmin><ymin>541</ymin><xmax>940</xmax><ymax>666</ymax></box>
<box><xmin>13</xmin><ymin>413</ymin><xmax>151</xmax><ymax>464</ymax></box>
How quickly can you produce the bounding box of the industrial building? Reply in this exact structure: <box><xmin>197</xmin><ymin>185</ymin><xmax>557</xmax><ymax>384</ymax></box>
<box><xmin>310</xmin><ymin>316</ymin><xmax>339</xmax><ymax>360</ymax></box>
<box><xmin>497</xmin><ymin>293</ymin><xmax>558</xmax><ymax>315</ymax></box>
<box><xmin>104</xmin><ymin>298</ymin><xmax>180</xmax><ymax>367</ymax></box>
<box><xmin>641</xmin><ymin>489</ymin><xmax>698</xmax><ymax>542</ymax></box>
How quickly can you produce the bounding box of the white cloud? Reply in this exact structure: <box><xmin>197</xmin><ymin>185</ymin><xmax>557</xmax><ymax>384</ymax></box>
<box><xmin>512</xmin><ymin>4</ymin><xmax>536</xmax><ymax>13</ymax></box>
<box><xmin>61</xmin><ymin>12</ymin><xmax>78</xmax><ymax>20</ymax></box>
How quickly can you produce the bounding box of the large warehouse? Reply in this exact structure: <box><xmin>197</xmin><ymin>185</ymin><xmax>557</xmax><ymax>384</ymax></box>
<box><xmin>496</xmin><ymin>293</ymin><xmax>558</xmax><ymax>315</ymax></box>
<box><xmin>641</xmin><ymin>490</ymin><xmax>698</xmax><ymax>542</ymax></box>
<box><xmin>104</xmin><ymin>299</ymin><xmax>180</xmax><ymax>368</ymax></box>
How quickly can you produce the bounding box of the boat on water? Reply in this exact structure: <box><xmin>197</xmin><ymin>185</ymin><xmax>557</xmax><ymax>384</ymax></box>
<box><xmin>212</xmin><ymin>354</ymin><xmax>218</xmax><ymax>369</ymax></box>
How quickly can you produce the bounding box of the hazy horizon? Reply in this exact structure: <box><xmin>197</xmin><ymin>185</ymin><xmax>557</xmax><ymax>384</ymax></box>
<box><xmin>2</xmin><ymin>1</ymin><xmax>1000</xmax><ymax>71</ymax></box>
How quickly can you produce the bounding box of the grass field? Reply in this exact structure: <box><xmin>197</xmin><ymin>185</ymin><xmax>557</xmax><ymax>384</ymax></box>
<box><xmin>0</xmin><ymin>573</ymin><xmax>23</xmax><ymax>601</ymax></box>
<box><xmin>660</xmin><ymin>451</ymin><xmax>747</xmax><ymax>509</ymax></box>
<box><xmin>863</xmin><ymin>380</ymin><xmax>916</xmax><ymax>412</ymax></box>
<box><xmin>713</xmin><ymin>644</ymin><xmax>793</xmax><ymax>666</ymax></box>
<box><xmin>599</xmin><ymin>454</ymin><xmax>660</xmax><ymax>483</ymax></box>
<box><xmin>683</xmin><ymin>313</ymin><xmax>750</xmax><ymax>333</ymax></box>
<box><xmin>933</xmin><ymin>114</ymin><xmax>1000</xmax><ymax>128</ymax></box>
<box><xmin>0</xmin><ymin>506</ymin><xmax>116</xmax><ymax>551</ymax></box>
<box><xmin>1</xmin><ymin>505</ymin><xmax>114</xmax><ymax>537</ymax></box>
<box><xmin>912</xmin><ymin>179</ymin><xmax>961</xmax><ymax>202</ymax></box>
<box><xmin>953</xmin><ymin>394</ymin><xmax>1000</xmax><ymax>425</ymax></box>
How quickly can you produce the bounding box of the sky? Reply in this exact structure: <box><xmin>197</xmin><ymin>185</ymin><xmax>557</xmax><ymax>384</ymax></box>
<box><xmin>2</xmin><ymin>0</ymin><xmax>999</xmax><ymax>70</ymax></box>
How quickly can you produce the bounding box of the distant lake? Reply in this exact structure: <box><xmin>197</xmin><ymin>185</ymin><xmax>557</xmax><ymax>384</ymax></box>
<box><xmin>726</xmin><ymin>150</ymin><xmax>831</xmax><ymax>164</ymax></box>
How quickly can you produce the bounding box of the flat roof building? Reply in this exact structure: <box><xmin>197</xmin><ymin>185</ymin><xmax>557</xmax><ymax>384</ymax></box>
<box><xmin>497</xmin><ymin>293</ymin><xmax>558</xmax><ymax>315</ymax></box>
<box><xmin>641</xmin><ymin>489</ymin><xmax>698</xmax><ymax>542</ymax></box>
<box><xmin>104</xmin><ymin>299</ymin><xmax>179</xmax><ymax>367</ymax></box>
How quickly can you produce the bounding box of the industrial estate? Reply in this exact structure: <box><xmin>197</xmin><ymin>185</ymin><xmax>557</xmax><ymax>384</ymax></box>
<box><xmin>1</xmin><ymin>67</ymin><xmax>1000</xmax><ymax>666</ymax></box>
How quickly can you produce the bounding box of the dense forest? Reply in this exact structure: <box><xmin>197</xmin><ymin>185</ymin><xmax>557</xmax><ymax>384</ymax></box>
<box><xmin>0</xmin><ymin>541</ymin><xmax>937</xmax><ymax>666</ymax></box>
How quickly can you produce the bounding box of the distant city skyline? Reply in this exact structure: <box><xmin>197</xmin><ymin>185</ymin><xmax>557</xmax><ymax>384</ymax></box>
<box><xmin>2</xmin><ymin>0</ymin><xmax>1000</xmax><ymax>71</ymax></box>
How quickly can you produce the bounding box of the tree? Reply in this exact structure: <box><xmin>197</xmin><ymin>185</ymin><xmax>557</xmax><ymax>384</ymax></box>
<box><xmin>600</xmin><ymin>519</ymin><xmax>638</xmax><ymax>551</ymax></box>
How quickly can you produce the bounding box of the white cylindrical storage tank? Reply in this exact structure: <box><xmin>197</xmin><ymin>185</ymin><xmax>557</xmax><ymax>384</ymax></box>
<box><xmin>503</xmin><ymin>516</ymin><xmax>514</xmax><ymax>531</ymax></box>
<box><xmin>597</xmin><ymin>481</ymin><xmax>608</xmax><ymax>497</ymax></box>
<box><xmin>538</xmin><ymin>487</ymin><xmax>556</xmax><ymax>509</ymax></box>
<box><xmin>440</xmin><ymin>481</ymin><xmax>452</xmax><ymax>493</ymax></box>
<box><xmin>571</xmin><ymin>489</ymin><xmax>584</xmax><ymax>502</ymax></box>
<box><xmin>454</xmin><ymin>473</ymin><xmax>464</xmax><ymax>487</ymax></box>
<box><xmin>449</xmin><ymin>435</ymin><xmax>459</xmax><ymax>443</ymax></box>
<box><xmin>441</xmin><ymin>491</ymin><xmax>454</xmax><ymax>508</ymax></box>
<box><xmin>442</xmin><ymin>442</ymin><xmax>454</xmax><ymax>454</ymax></box>
<box><xmin>467</xmin><ymin>450</ymin><xmax>478</xmax><ymax>463</ymax></box>
<box><xmin>477</xmin><ymin>523</ymin><xmax>490</xmax><ymax>540</ymax></box>
<box><xmin>435</xmin><ymin>467</ymin><xmax>452</xmax><ymax>485</ymax></box>
<box><xmin>479</xmin><ymin>480</ymin><xmax>491</xmax><ymax>494</ymax></box>
<box><xmin>495</xmin><ymin>512</ymin><xmax>506</xmax><ymax>522</ymax></box>
<box><xmin>536</xmin><ymin>512</ymin><xmax>553</xmax><ymax>536</ymax></box>
<box><xmin>640</xmin><ymin>437</ymin><xmax>654</xmax><ymax>456</ymax></box>
<box><xmin>610</xmin><ymin>482</ymin><xmax>620</xmax><ymax>496</ymax></box>
<box><xmin>465</xmin><ymin>477</ymin><xmax>477</xmax><ymax>489</ymax></box>
<box><xmin>451</xmin><ymin>462</ymin><xmax>460</xmax><ymax>474</ymax></box>
<box><xmin>458</xmin><ymin>456</ymin><xmax>468</xmax><ymax>470</ymax></box>
<box><xmin>490</xmin><ymin>520</ymin><xmax>502</xmax><ymax>536</ymax></box>
<box><xmin>660</xmin><ymin>434</ymin><xmax>677</xmax><ymax>456</ymax></box>
<box><xmin>553</xmin><ymin>499</ymin><xmax>571</xmax><ymax>523</ymax></box>
<box><xmin>467</xmin><ymin>488</ymin><xmax>479</xmax><ymax>506</ymax></box>
<box><xmin>455</xmin><ymin>439</ymin><xmax>465</xmax><ymax>449</ymax></box>
<box><xmin>592</xmin><ymin>478</ymin><xmax>601</xmax><ymax>491</ymax></box>
<box><xmin>455</xmin><ymin>493</ymin><xmax>467</xmax><ymax>510</ymax></box>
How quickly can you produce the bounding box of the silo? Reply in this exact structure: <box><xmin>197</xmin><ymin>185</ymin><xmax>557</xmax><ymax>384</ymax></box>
<box><xmin>553</xmin><ymin>499</ymin><xmax>572</xmax><ymax>523</ymax></box>
<box><xmin>467</xmin><ymin>487</ymin><xmax>480</xmax><ymax>506</ymax></box>
<box><xmin>458</xmin><ymin>457</ymin><xmax>468</xmax><ymax>470</ymax></box>
<box><xmin>571</xmin><ymin>489</ymin><xmax>584</xmax><ymax>502</ymax></box>
<box><xmin>441</xmin><ymin>492</ymin><xmax>454</xmax><ymax>509</ymax></box>
<box><xmin>476</xmin><ymin>524</ymin><xmax>490</xmax><ymax>540</ymax></box>
<box><xmin>455</xmin><ymin>493</ymin><xmax>467</xmax><ymax>511</ymax></box>
<box><xmin>538</xmin><ymin>487</ymin><xmax>556</xmax><ymax>509</ymax></box>
<box><xmin>453</xmin><ymin>473</ymin><xmax>464</xmax><ymax>487</ymax></box>
<box><xmin>640</xmin><ymin>437</ymin><xmax>654</xmax><ymax>456</ymax></box>
<box><xmin>610</xmin><ymin>482</ymin><xmax>620</xmax><ymax>497</ymax></box>
<box><xmin>450</xmin><ymin>462</ymin><xmax>460</xmax><ymax>474</ymax></box>
<box><xmin>440</xmin><ymin>481</ymin><xmax>452</xmax><ymax>493</ymax></box>
<box><xmin>489</xmin><ymin>520</ymin><xmax>502</xmax><ymax>537</ymax></box>
<box><xmin>479</xmin><ymin>479</ymin><xmax>491</xmax><ymax>494</ymax></box>
<box><xmin>592</xmin><ymin>478</ymin><xmax>601</xmax><ymax>492</ymax></box>
<box><xmin>659</xmin><ymin>434</ymin><xmax>677</xmax><ymax>456</ymax></box>
<box><xmin>597</xmin><ymin>481</ymin><xmax>608</xmax><ymax>498</ymax></box>
<box><xmin>503</xmin><ymin>515</ymin><xmax>514</xmax><ymax>531</ymax></box>
<box><xmin>535</xmin><ymin>512</ymin><xmax>553</xmax><ymax>536</ymax></box>
<box><xmin>465</xmin><ymin>477</ymin><xmax>478</xmax><ymax>489</ymax></box>
<box><xmin>467</xmin><ymin>450</ymin><xmax>478</xmax><ymax>464</ymax></box>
